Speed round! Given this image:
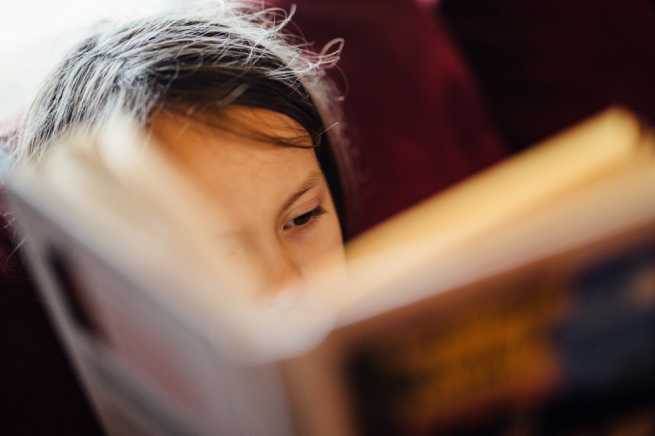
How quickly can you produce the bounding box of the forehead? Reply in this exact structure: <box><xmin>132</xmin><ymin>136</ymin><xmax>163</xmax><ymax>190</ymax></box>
<box><xmin>149</xmin><ymin>106</ymin><xmax>322</xmax><ymax>215</ymax></box>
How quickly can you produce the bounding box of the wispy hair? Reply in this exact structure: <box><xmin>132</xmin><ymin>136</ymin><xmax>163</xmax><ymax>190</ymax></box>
<box><xmin>13</xmin><ymin>0</ymin><xmax>355</xmax><ymax>235</ymax></box>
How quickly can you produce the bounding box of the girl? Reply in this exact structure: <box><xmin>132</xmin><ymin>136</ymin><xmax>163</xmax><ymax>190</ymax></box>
<box><xmin>15</xmin><ymin>1</ymin><xmax>354</xmax><ymax>290</ymax></box>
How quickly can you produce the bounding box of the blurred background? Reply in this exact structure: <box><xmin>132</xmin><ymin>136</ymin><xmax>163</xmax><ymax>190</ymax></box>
<box><xmin>1</xmin><ymin>0</ymin><xmax>655</xmax><ymax>434</ymax></box>
<box><xmin>0</xmin><ymin>0</ymin><xmax>171</xmax><ymax>126</ymax></box>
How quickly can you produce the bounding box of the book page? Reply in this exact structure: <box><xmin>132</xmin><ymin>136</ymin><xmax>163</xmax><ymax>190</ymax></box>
<box><xmin>340</xmin><ymin>161</ymin><xmax>655</xmax><ymax>323</ymax></box>
<box><xmin>12</xmin><ymin>117</ymin><xmax>340</xmax><ymax>360</ymax></box>
<box><xmin>285</xmin><ymin>113</ymin><xmax>655</xmax><ymax>436</ymax></box>
<box><xmin>338</xmin><ymin>107</ymin><xmax>655</xmax><ymax>311</ymax></box>
<box><xmin>346</xmin><ymin>107</ymin><xmax>653</xmax><ymax>261</ymax></box>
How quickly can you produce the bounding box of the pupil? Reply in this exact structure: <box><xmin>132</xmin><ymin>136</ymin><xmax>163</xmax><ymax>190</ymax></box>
<box><xmin>294</xmin><ymin>211</ymin><xmax>313</xmax><ymax>225</ymax></box>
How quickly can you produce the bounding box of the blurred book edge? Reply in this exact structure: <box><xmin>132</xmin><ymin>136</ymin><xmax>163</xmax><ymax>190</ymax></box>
<box><xmin>5</xmin><ymin>106</ymin><xmax>655</xmax><ymax>436</ymax></box>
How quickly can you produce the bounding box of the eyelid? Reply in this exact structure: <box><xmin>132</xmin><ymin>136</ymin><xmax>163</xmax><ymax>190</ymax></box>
<box><xmin>280</xmin><ymin>184</ymin><xmax>324</xmax><ymax>225</ymax></box>
<box><xmin>283</xmin><ymin>205</ymin><xmax>326</xmax><ymax>230</ymax></box>
<box><xmin>278</xmin><ymin>179</ymin><xmax>326</xmax><ymax>223</ymax></box>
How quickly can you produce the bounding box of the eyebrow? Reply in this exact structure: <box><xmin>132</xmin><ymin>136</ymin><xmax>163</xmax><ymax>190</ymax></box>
<box><xmin>280</xmin><ymin>170</ymin><xmax>324</xmax><ymax>214</ymax></box>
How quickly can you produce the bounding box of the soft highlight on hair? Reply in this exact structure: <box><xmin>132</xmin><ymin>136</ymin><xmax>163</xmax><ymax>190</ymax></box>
<box><xmin>15</xmin><ymin>1</ymin><xmax>355</xmax><ymax>236</ymax></box>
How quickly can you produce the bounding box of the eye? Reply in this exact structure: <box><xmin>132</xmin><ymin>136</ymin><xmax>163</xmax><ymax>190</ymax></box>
<box><xmin>283</xmin><ymin>206</ymin><xmax>327</xmax><ymax>230</ymax></box>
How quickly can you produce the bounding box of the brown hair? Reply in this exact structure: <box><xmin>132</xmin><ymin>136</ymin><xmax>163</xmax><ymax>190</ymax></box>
<box><xmin>16</xmin><ymin>2</ymin><xmax>355</xmax><ymax>237</ymax></box>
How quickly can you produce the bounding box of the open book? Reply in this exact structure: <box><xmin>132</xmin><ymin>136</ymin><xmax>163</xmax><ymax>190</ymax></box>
<box><xmin>6</xmin><ymin>107</ymin><xmax>655</xmax><ymax>435</ymax></box>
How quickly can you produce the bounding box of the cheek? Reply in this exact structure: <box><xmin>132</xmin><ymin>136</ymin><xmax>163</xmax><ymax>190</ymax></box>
<box><xmin>286</xmin><ymin>212</ymin><xmax>344</xmax><ymax>274</ymax></box>
<box><xmin>320</xmin><ymin>196</ymin><xmax>345</xmax><ymax>266</ymax></box>
<box><xmin>308</xmin><ymin>213</ymin><xmax>345</xmax><ymax>270</ymax></box>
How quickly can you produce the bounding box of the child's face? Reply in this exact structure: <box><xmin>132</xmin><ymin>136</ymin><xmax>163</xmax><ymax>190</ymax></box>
<box><xmin>150</xmin><ymin>106</ymin><xmax>344</xmax><ymax>293</ymax></box>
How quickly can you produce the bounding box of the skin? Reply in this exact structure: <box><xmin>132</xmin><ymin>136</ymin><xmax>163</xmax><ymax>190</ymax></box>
<box><xmin>150</xmin><ymin>106</ymin><xmax>345</xmax><ymax>293</ymax></box>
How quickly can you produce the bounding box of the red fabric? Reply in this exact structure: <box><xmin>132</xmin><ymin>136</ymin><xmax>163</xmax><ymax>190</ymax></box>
<box><xmin>272</xmin><ymin>0</ymin><xmax>508</xmax><ymax>235</ymax></box>
<box><xmin>440</xmin><ymin>0</ymin><xmax>655</xmax><ymax>153</ymax></box>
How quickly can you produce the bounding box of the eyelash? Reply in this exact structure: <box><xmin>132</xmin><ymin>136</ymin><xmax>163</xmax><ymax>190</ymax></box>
<box><xmin>283</xmin><ymin>206</ymin><xmax>327</xmax><ymax>231</ymax></box>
